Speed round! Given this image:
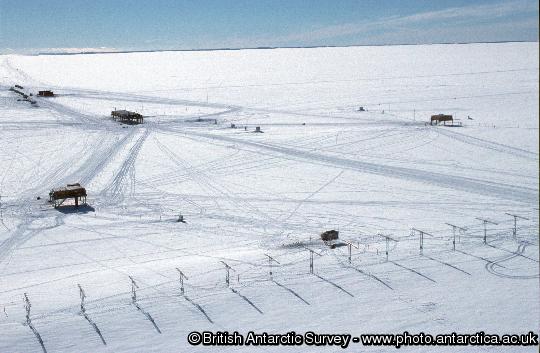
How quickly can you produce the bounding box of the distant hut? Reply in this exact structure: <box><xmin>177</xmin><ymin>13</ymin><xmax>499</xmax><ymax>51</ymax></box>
<box><xmin>38</xmin><ymin>90</ymin><xmax>54</xmax><ymax>97</ymax></box>
<box><xmin>430</xmin><ymin>114</ymin><xmax>453</xmax><ymax>126</ymax></box>
<box><xmin>321</xmin><ymin>230</ymin><xmax>339</xmax><ymax>242</ymax></box>
<box><xmin>49</xmin><ymin>183</ymin><xmax>87</xmax><ymax>208</ymax></box>
<box><xmin>111</xmin><ymin>109</ymin><xmax>144</xmax><ymax>124</ymax></box>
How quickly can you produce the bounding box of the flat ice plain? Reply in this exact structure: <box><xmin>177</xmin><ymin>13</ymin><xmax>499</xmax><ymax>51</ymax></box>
<box><xmin>0</xmin><ymin>42</ymin><xmax>538</xmax><ymax>352</ymax></box>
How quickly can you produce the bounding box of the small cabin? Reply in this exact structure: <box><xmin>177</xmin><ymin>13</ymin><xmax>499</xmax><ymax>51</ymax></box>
<box><xmin>111</xmin><ymin>110</ymin><xmax>144</xmax><ymax>124</ymax></box>
<box><xmin>430</xmin><ymin>114</ymin><xmax>453</xmax><ymax>125</ymax></box>
<box><xmin>38</xmin><ymin>90</ymin><xmax>54</xmax><ymax>97</ymax></box>
<box><xmin>49</xmin><ymin>183</ymin><xmax>87</xmax><ymax>208</ymax></box>
<box><xmin>321</xmin><ymin>230</ymin><xmax>339</xmax><ymax>242</ymax></box>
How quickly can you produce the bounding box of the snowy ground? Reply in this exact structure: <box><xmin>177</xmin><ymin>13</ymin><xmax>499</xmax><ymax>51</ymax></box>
<box><xmin>0</xmin><ymin>42</ymin><xmax>538</xmax><ymax>352</ymax></box>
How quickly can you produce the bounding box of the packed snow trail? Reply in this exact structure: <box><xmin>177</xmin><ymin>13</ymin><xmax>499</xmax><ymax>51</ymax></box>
<box><xmin>174</xmin><ymin>129</ymin><xmax>537</xmax><ymax>204</ymax></box>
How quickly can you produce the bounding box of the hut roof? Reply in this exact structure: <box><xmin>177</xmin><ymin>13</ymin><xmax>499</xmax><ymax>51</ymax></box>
<box><xmin>50</xmin><ymin>184</ymin><xmax>87</xmax><ymax>199</ymax></box>
<box><xmin>112</xmin><ymin>110</ymin><xmax>142</xmax><ymax>117</ymax></box>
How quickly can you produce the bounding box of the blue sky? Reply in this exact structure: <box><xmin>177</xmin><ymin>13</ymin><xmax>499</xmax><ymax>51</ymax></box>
<box><xmin>0</xmin><ymin>0</ymin><xmax>538</xmax><ymax>53</ymax></box>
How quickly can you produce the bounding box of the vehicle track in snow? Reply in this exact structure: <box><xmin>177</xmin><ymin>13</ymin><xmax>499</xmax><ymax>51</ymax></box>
<box><xmin>176</xmin><ymin>130</ymin><xmax>538</xmax><ymax>204</ymax></box>
<box><xmin>485</xmin><ymin>242</ymin><xmax>539</xmax><ymax>263</ymax></box>
<box><xmin>100</xmin><ymin>127</ymin><xmax>150</xmax><ymax>204</ymax></box>
<box><xmin>484</xmin><ymin>242</ymin><xmax>539</xmax><ymax>279</ymax></box>
<box><xmin>436</xmin><ymin>128</ymin><xmax>538</xmax><ymax>161</ymax></box>
<box><xmin>0</xmin><ymin>127</ymin><xmax>137</xmax><ymax>267</ymax></box>
<box><xmin>41</xmin><ymin>87</ymin><xmax>242</xmax><ymax>119</ymax></box>
<box><xmin>151</xmin><ymin>134</ymin><xmax>282</xmax><ymax>232</ymax></box>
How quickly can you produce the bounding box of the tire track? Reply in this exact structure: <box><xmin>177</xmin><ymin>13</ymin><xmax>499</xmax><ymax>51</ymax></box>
<box><xmin>436</xmin><ymin>128</ymin><xmax>538</xmax><ymax>161</ymax></box>
<box><xmin>0</xmin><ymin>130</ymin><xmax>134</xmax><ymax>265</ymax></box>
<box><xmin>484</xmin><ymin>243</ymin><xmax>539</xmax><ymax>279</ymax></box>
<box><xmin>455</xmin><ymin>249</ymin><xmax>507</xmax><ymax>269</ymax></box>
<box><xmin>178</xmin><ymin>130</ymin><xmax>537</xmax><ymax>204</ymax></box>
<box><xmin>486</xmin><ymin>243</ymin><xmax>539</xmax><ymax>263</ymax></box>
<box><xmin>100</xmin><ymin>128</ymin><xmax>149</xmax><ymax>204</ymax></box>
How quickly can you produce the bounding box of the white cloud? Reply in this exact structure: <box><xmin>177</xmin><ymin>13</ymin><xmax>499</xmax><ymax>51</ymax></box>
<box><xmin>224</xmin><ymin>0</ymin><xmax>539</xmax><ymax>47</ymax></box>
<box><xmin>395</xmin><ymin>0</ymin><xmax>537</xmax><ymax>23</ymax></box>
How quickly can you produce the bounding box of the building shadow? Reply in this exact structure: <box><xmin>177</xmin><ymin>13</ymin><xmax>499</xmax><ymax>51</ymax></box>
<box><xmin>55</xmin><ymin>204</ymin><xmax>95</xmax><ymax>214</ymax></box>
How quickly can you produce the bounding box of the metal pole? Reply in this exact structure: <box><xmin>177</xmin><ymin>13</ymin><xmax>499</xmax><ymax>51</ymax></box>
<box><xmin>476</xmin><ymin>218</ymin><xmax>497</xmax><ymax>244</ymax></box>
<box><xmin>504</xmin><ymin>213</ymin><xmax>528</xmax><ymax>239</ymax></box>
<box><xmin>180</xmin><ymin>273</ymin><xmax>184</xmax><ymax>295</ymax></box>
<box><xmin>129</xmin><ymin>276</ymin><xmax>138</xmax><ymax>304</ymax></box>
<box><xmin>484</xmin><ymin>221</ymin><xmax>489</xmax><ymax>243</ymax></box>
<box><xmin>452</xmin><ymin>226</ymin><xmax>456</xmax><ymax>250</ymax></box>
<box><xmin>344</xmin><ymin>240</ymin><xmax>358</xmax><ymax>264</ymax></box>
<box><xmin>264</xmin><ymin>254</ymin><xmax>280</xmax><ymax>280</ymax></box>
<box><xmin>23</xmin><ymin>293</ymin><xmax>31</xmax><ymax>325</ymax></box>
<box><xmin>303</xmin><ymin>247</ymin><xmax>322</xmax><ymax>274</ymax></box>
<box><xmin>78</xmin><ymin>284</ymin><xmax>86</xmax><ymax>313</ymax></box>
<box><xmin>309</xmin><ymin>251</ymin><xmax>313</xmax><ymax>274</ymax></box>
<box><xmin>420</xmin><ymin>231</ymin><xmax>423</xmax><ymax>255</ymax></box>
<box><xmin>412</xmin><ymin>228</ymin><xmax>433</xmax><ymax>255</ymax></box>
<box><xmin>446</xmin><ymin>223</ymin><xmax>467</xmax><ymax>251</ymax></box>
<box><xmin>220</xmin><ymin>261</ymin><xmax>234</xmax><ymax>287</ymax></box>
<box><xmin>176</xmin><ymin>268</ymin><xmax>188</xmax><ymax>296</ymax></box>
<box><xmin>385</xmin><ymin>236</ymin><xmax>389</xmax><ymax>262</ymax></box>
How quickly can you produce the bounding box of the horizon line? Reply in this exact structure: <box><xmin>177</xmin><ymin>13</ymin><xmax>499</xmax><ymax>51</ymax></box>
<box><xmin>3</xmin><ymin>40</ymin><xmax>538</xmax><ymax>57</ymax></box>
